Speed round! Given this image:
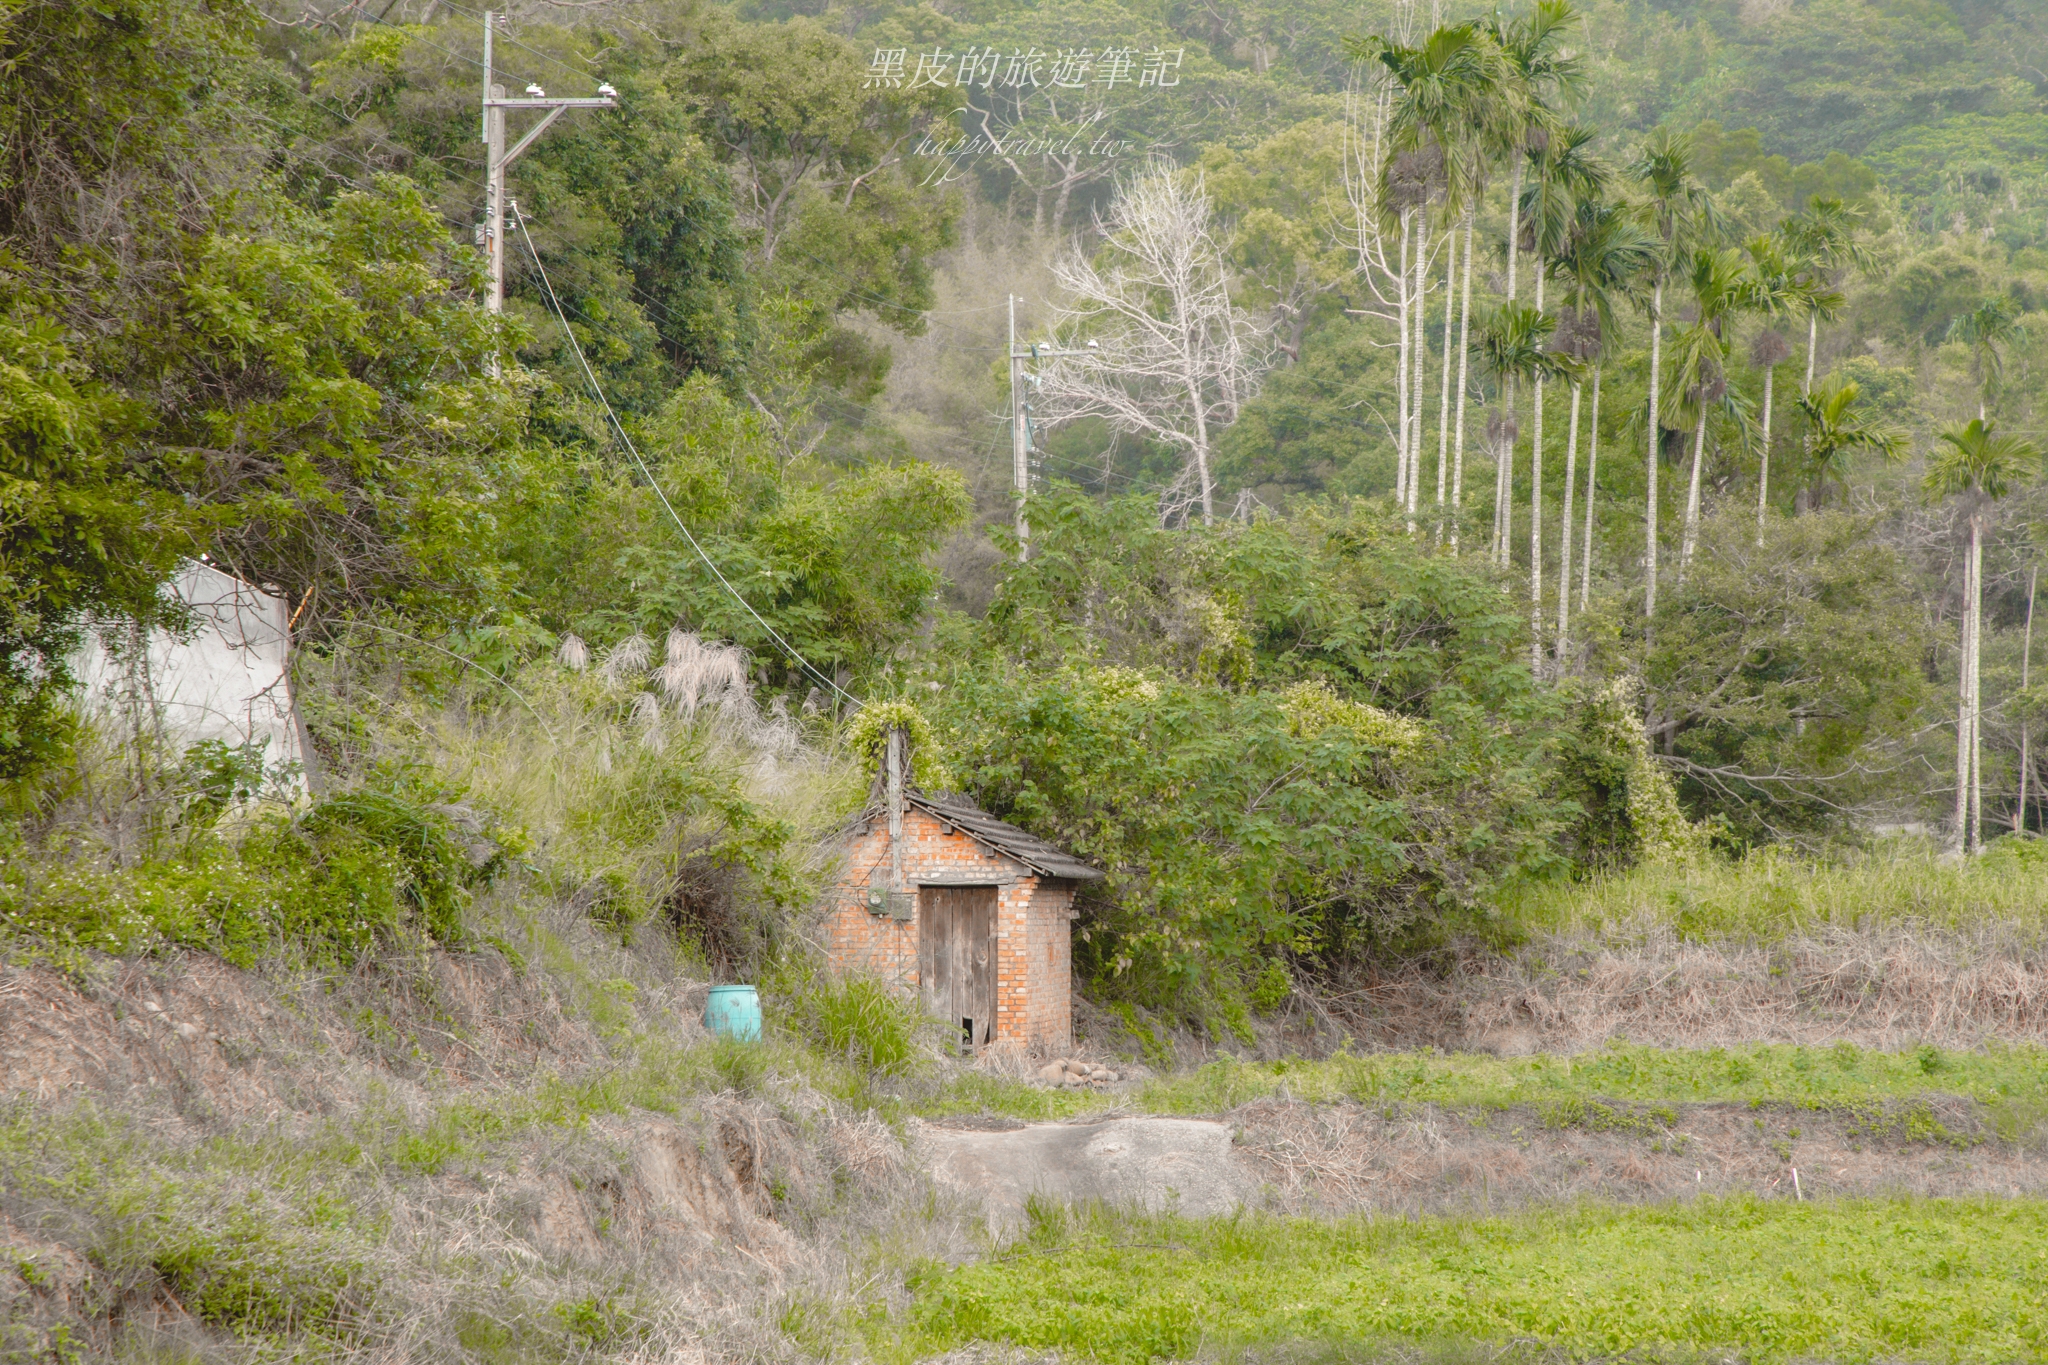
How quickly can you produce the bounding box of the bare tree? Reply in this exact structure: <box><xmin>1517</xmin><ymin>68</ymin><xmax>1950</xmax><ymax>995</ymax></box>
<box><xmin>1035</xmin><ymin>167</ymin><xmax>1276</xmax><ymax>525</ymax></box>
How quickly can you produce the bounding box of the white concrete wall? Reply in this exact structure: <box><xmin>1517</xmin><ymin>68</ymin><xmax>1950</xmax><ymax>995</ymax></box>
<box><xmin>73</xmin><ymin>561</ymin><xmax>313</xmax><ymax>794</ymax></box>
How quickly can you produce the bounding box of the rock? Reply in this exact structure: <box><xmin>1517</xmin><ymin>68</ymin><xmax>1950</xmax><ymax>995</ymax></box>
<box><xmin>918</xmin><ymin>1116</ymin><xmax>1258</xmax><ymax>1233</ymax></box>
<box><xmin>172</xmin><ymin>1021</ymin><xmax>200</xmax><ymax>1042</ymax></box>
<box><xmin>1036</xmin><ymin>1062</ymin><xmax>1066</xmax><ymax>1085</ymax></box>
<box><xmin>1062</xmin><ymin>1074</ymin><xmax>1085</xmax><ymax>1087</ymax></box>
<box><xmin>1100</xmin><ymin>1070</ymin><xmax>1119</xmax><ymax>1083</ymax></box>
<box><xmin>1063</xmin><ymin>1059</ymin><xmax>1088</xmax><ymax>1077</ymax></box>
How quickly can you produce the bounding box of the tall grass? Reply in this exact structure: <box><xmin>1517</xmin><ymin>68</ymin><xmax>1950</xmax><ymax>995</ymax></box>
<box><xmin>1501</xmin><ymin>836</ymin><xmax>2048</xmax><ymax>942</ymax></box>
<box><xmin>311</xmin><ymin>630</ymin><xmax>864</xmax><ymax>982</ymax></box>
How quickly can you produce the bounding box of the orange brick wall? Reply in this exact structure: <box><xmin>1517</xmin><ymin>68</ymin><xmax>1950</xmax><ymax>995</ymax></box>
<box><xmin>823</xmin><ymin>805</ymin><xmax>1074</xmax><ymax>1053</ymax></box>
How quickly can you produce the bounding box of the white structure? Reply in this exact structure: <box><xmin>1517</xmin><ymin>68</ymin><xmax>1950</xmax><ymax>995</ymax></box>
<box><xmin>74</xmin><ymin>561</ymin><xmax>314</xmax><ymax>795</ymax></box>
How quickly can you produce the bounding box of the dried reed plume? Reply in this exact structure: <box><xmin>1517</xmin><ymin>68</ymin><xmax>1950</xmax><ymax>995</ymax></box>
<box><xmin>599</xmin><ymin>632</ymin><xmax>652</xmax><ymax>685</ymax></box>
<box><xmin>657</xmin><ymin>629</ymin><xmax>750</xmax><ymax>717</ymax></box>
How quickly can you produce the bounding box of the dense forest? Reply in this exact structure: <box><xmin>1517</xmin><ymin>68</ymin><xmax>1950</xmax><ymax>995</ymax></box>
<box><xmin>4</xmin><ymin>0</ymin><xmax>2047</xmax><ymax>1022</ymax></box>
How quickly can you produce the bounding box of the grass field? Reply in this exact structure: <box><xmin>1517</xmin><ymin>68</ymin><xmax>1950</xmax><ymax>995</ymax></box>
<box><xmin>919</xmin><ymin>1043</ymin><xmax>2048</xmax><ymax>1127</ymax></box>
<box><xmin>896</xmin><ymin>1197</ymin><xmax>2048</xmax><ymax>1364</ymax></box>
<box><xmin>1499</xmin><ymin>838</ymin><xmax>2048</xmax><ymax>942</ymax></box>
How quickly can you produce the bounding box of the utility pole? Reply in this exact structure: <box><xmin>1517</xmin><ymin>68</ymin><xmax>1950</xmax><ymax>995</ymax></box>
<box><xmin>1007</xmin><ymin>294</ymin><xmax>1096</xmax><ymax>563</ymax></box>
<box><xmin>482</xmin><ymin>10</ymin><xmax>616</xmax><ymax>376</ymax></box>
<box><xmin>1009</xmin><ymin>295</ymin><xmax>1029</xmax><ymax>562</ymax></box>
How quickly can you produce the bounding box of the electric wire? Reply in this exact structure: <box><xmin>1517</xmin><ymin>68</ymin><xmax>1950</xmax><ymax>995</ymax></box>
<box><xmin>231</xmin><ymin>95</ymin><xmax>878</xmax><ymax>699</ymax></box>
<box><xmin>511</xmin><ymin>203</ymin><xmax>861</xmax><ymax>708</ymax></box>
<box><xmin>259</xmin><ymin>23</ymin><xmax>1163</xmax><ymax>566</ymax></box>
<box><xmin>238</xmin><ymin>77</ymin><xmax>960</xmax><ymax>476</ymax></box>
<box><xmin>347</xmin><ymin>3</ymin><xmax>1017</xmax><ymax>322</ymax></box>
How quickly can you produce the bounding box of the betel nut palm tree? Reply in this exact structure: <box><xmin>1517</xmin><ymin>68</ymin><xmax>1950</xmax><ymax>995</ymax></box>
<box><xmin>1518</xmin><ymin>124</ymin><xmax>1605</xmax><ymax>660</ymax></box>
<box><xmin>1550</xmin><ymin>197</ymin><xmax>1656</xmax><ymax>667</ymax></box>
<box><xmin>1477</xmin><ymin>303</ymin><xmax>1546</xmax><ymax>570</ymax></box>
<box><xmin>1354</xmin><ymin>19</ymin><xmax>1517</xmax><ymax>550</ymax></box>
<box><xmin>1947</xmin><ymin>295</ymin><xmax>2026</xmax><ymax>423</ymax></box>
<box><xmin>1779</xmin><ymin>195</ymin><xmax>1871</xmax><ymax>398</ymax></box>
<box><xmin>1926</xmin><ymin>419</ymin><xmax>2039</xmax><ymax>856</ymax></box>
<box><xmin>1743</xmin><ymin>233</ymin><xmax>1829</xmax><ymax>542</ymax></box>
<box><xmin>1671</xmin><ymin>245</ymin><xmax>1753</xmax><ymax>580</ymax></box>
<box><xmin>1485</xmin><ymin>0</ymin><xmax>1584</xmax><ymax>308</ymax></box>
<box><xmin>1476</xmin><ymin>299</ymin><xmax>1563</xmax><ymax>670</ymax></box>
<box><xmin>1627</xmin><ymin>129</ymin><xmax>1723</xmax><ymax>617</ymax></box>
<box><xmin>1481</xmin><ymin>0</ymin><xmax>1579</xmax><ymax>562</ymax></box>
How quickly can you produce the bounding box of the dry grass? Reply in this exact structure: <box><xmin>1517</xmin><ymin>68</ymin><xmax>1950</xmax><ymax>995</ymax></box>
<box><xmin>0</xmin><ymin>872</ymin><xmax>989</xmax><ymax>1363</ymax></box>
<box><xmin>1225</xmin><ymin>1092</ymin><xmax>2048</xmax><ymax>1217</ymax></box>
<box><xmin>1327</xmin><ymin>921</ymin><xmax>2048</xmax><ymax>1054</ymax></box>
<box><xmin>0</xmin><ymin>642</ymin><xmax>951</xmax><ymax>1363</ymax></box>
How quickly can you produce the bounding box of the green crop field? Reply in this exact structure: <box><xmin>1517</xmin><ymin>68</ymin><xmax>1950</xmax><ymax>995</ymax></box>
<box><xmin>898</xmin><ymin>1198</ymin><xmax>2048</xmax><ymax>1364</ymax></box>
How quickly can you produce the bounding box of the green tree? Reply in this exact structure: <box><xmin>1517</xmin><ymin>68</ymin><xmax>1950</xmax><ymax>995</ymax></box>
<box><xmin>1646</xmin><ymin>509</ymin><xmax>1928</xmax><ymax>845</ymax></box>
<box><xmin>1793</xmin><ymin>379</ymin><xmax>1905</xmax><ymax>511</ymax></box>
<box><xmin>0</xmin><ymin>313</ymin><xmax>182</xmax><ymax>776</ymax></box>
<box><xmin>673</xmin><ymin>14</ymin><xmax>956</xmax><ymax>403</ymax></box>
<box><xmin>302</xmin><ymin>17</ymin><xmax>753</xmax><ymax>411</ymax></box>
<box><xmin>1924</xmin><ymin>419</ymin><xmax>2038</xmax><ymax>855</ymax></box>
<box><xmin>936</xmin><ymin>487</ymin><xmax>1574</xmax><ymax>1017</ymax></box>
<box><xmin>520</xmin><ymin>375</ymin><xmax>969</xmax><ymax>682</ymax></box>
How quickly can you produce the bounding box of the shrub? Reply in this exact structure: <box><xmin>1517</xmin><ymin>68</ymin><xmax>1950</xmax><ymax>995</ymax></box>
<box><xmin>0</xmin><ymin>785</ymin><xmax>498</xmax><ymax>964</ymax></box>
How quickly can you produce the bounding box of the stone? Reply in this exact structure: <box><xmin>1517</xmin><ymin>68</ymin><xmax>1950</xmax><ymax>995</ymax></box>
<box><xmin>1037</xmin><ymin>1062</ymin><xmax>1066</xmax><ymax>1085</ymax></box>
<box><xmin>918</xmin><ymin>1117</ymin><xmax>1258</xmax><ymax>1233</ymax></box>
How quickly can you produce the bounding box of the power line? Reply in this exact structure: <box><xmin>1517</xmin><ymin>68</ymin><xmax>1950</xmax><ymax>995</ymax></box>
<box><xmin>236</xmin><ymin>91</ymin><xmax>872</xmax><ymax>701</ymax></box>
<box><xmin>420</xmin><ymin>0</ymin><xmax>603</xmax><ymax>89</ymax></box>
<box><xmin>511</xmin><ymin>202</ymin><xmax>860</xmax><ymax>708</ymax></box>
<box><xmin>346</xmin><ymin>4</ymin><xmax>1017</xmax><ymax>327</ymax></box>
<box><xmin>237</xmin><ymin>80</ymin><xmax>931</xmax><ymax>448</ymax></box>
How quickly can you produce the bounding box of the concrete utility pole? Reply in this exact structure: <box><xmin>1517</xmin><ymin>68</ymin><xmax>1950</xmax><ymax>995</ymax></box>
<box><xmin>1007</xmin><ymin>294</ymin><xmax>1096</xmax><ymax>563</ymax></box>
<box><xmin>482</xmin><ymin>10</ymin><xmax>616</xmax><ymax>375</ymax></box>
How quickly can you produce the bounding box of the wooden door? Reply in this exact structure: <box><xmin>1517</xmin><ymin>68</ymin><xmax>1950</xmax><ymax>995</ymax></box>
<box><xmin>919</xmin><ymin>885</ymin><xmax>996</xmax><ymax>1053</ymax></box>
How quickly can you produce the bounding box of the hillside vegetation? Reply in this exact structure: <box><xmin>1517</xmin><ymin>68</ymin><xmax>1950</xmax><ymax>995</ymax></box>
<box><xmin>6</xmin><ymin>0</ymin><xmax>2048</xmax><ymax>1359</ymax></box>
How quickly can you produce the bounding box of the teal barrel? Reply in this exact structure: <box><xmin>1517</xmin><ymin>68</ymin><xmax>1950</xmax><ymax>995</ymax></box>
<box><xmin>703</xmin><ymin>984</ymin><xmax>762</xmax><ymax>1042</ymax></box>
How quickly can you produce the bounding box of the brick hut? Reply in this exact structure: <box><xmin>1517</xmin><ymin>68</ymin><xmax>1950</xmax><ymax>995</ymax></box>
<box><xmin>824</xmin><ymin>731</ymin><xmax>1100</xmax><ymax>1056</ymax></box>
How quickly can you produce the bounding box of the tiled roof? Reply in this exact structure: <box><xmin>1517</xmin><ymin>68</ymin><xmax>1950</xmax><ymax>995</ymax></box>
<box><xmin>857</xmin><ymin>789</ymin><xmax>1103</xmax><ymax>881</ymax></box>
